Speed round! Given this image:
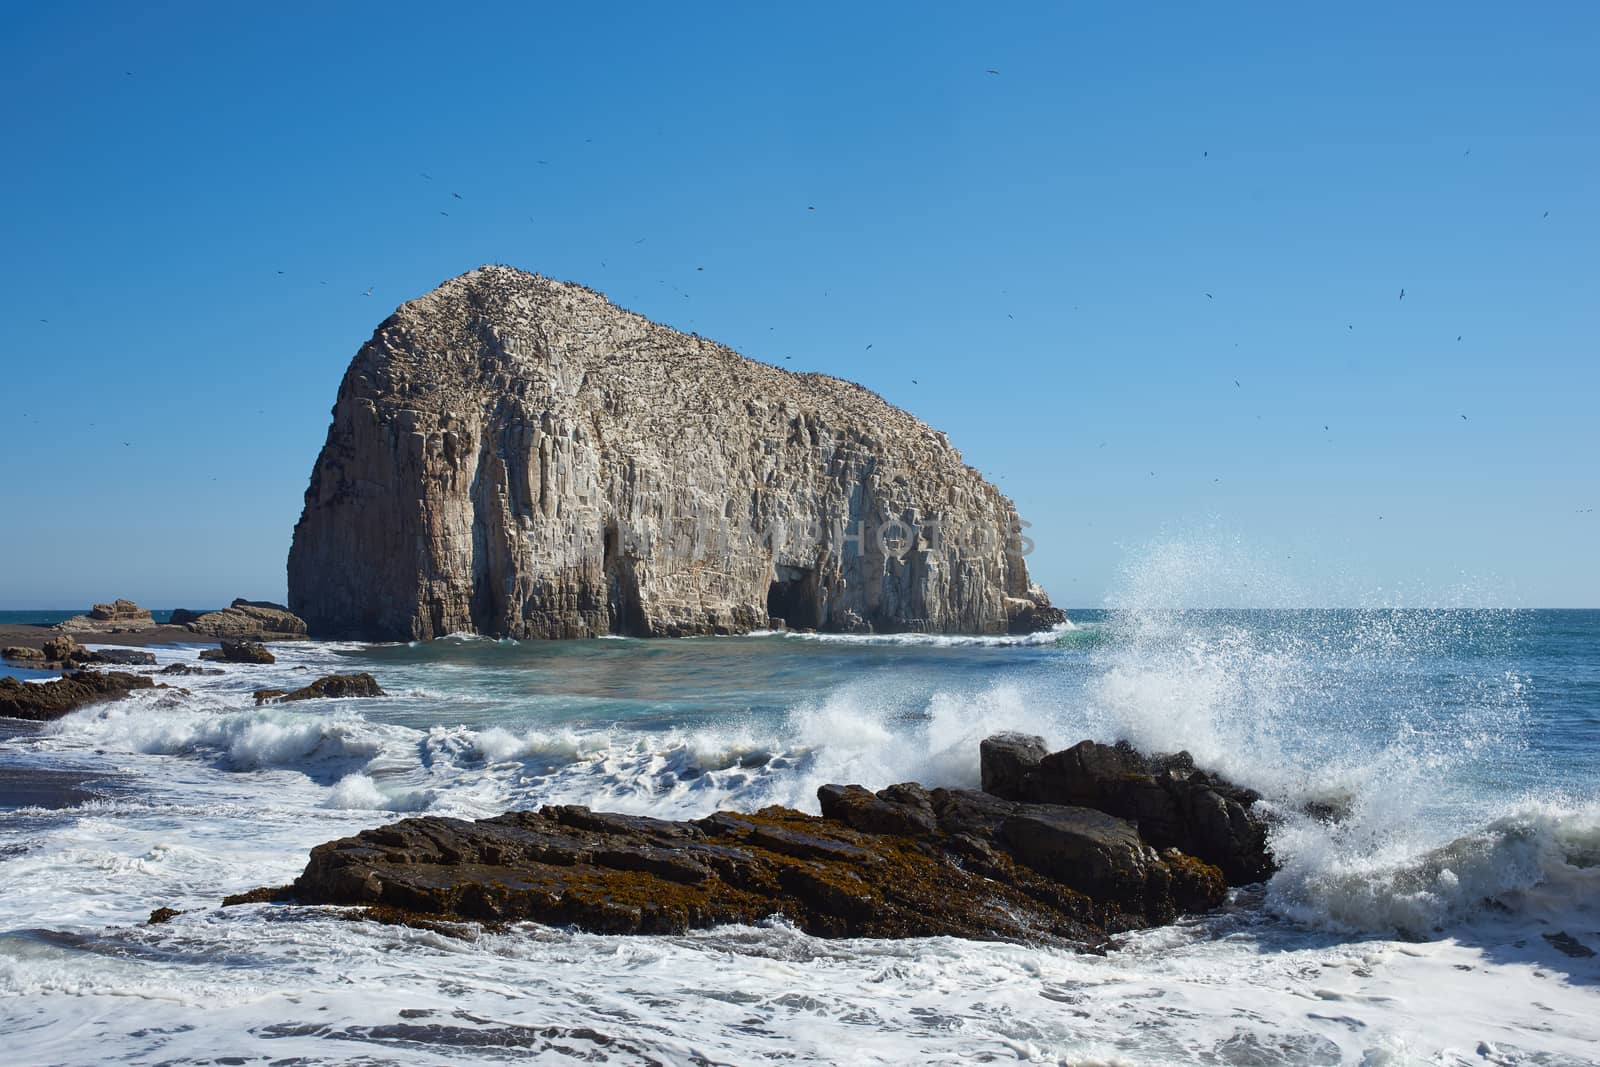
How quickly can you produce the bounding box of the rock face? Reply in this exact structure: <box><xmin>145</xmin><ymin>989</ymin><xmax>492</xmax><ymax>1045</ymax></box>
<box><xmin>175</xmin><ymin>599</ymin><xmax>308</xmax><ymax>640</ymax></box>
<box><xmin>980</xmin><ymin>738</ymin><xmax>1274</xmax><ymax>883</ymax></box>
<box><xmin>0</xmin><ymin>671</ymin><xmax>157</xmax><ymax>721</ymax></box>
<box><xmin>288</xmin><ymin>266</ymin><xmax>1061</xmax><ymax>641</ymax></box>
<box><xmin>238</xmin><ymin>737</ymin><xmax>1272</xmax><ymax>943</ymax></box>
<box><xmin>2</xmin><ymin>646</ymin><xmax>47</xmax><ymax>663</ymax></box>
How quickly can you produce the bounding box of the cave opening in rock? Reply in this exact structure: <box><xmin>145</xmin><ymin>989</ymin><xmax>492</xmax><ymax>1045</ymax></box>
<box><xmin>766</xmin><ymin>565</ymin><xmax>819</xmax><ymax>630</ymax></box>
<box><xmin>604</xmin><ymin>521</ymin><xmax>643</xmax><ymax>636</ymax></box>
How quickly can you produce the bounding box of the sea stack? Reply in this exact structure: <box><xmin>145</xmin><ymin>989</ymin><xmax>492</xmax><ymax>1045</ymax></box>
<box><xmin>288</xmin><ymin>266</ymin><xmax>1061</xmax><ymax>641</ymax></box>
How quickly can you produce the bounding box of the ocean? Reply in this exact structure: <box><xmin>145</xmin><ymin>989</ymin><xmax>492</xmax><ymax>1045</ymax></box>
<box><xmin>0</xmin><ymin>600</ymin><xmax>1596</xmax><ymax>1064</ymax></box>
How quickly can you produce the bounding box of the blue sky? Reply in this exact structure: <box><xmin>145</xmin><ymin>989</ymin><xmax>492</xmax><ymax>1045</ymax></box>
<box><xmin>1</xmin><ymin>2</ymin><xmax>1595</xmax><ymax>609</ymax></box>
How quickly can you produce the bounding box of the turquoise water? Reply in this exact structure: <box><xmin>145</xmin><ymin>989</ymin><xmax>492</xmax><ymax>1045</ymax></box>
<box><xmin>0</xmin><ymin>606</ymin><xmax>1596</xmax><ymax>1063</ymax></box>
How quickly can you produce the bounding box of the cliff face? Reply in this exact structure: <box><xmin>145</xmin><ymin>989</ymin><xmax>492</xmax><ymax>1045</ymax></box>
<box><xmin>288</xmin><ymin>266</ymin><xmax>1060</xmax><ymax>641</ymax></box>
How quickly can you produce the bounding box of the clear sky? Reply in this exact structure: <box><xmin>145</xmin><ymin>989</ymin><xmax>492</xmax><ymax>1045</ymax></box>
<box><xmin>1</xmin><ymin>2</ymin><xmax>1595</xmax><ymax>610</ymax></box>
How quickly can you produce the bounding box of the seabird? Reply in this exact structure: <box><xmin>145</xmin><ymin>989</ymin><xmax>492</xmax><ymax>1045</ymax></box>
<box><xmin>1234</xmin><ymin>380</ymin><xmax>1241</xmax><ymax>387</ymax></box>
<box><xmin>1399</xmin><ymin>288</ymin><xmax>1406</xmax><ymax>301</ymax></box>
<box><xmin>985</xmin><ymin>69</ymin><xmax>1000</xmax><ymax>75</ymax></box>
<box><xmin>1461</xmin><ymin>414</ymin><xmax>1468</xmax><ymax>420</ymax></box>
<box><xmin>362</xmin><ymin>287</ymin><xmax>374</xmax><ymax>297</ymax></box>
<box><xmin>911</xmin><ymin>378</ymin><xmax>919</xmax><ymax>385</ymax></box>
<box><xmin>865</xmin><ymin>344</ymin><xmax>872</xmax><ymax>350</ymax></box>
<box><xmin>420</xmin><ymin>173</ymin><xmax>432</xmax><ymax>180</ymax></box>
<box><xmin>1205</xmin><ymin>292</ymin><xmax>1213</xmax><ymax>299</ymax></box>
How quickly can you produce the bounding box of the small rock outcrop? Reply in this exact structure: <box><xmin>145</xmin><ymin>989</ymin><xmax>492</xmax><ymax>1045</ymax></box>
<box><xmin>57</xmin><ymin>599</ymin><xmax>156</xmax><ymax>633</ymax></box>
<box><xmin>175</xmin><ymin>599</ymin><xmax>308</xmax><ymax>640</ymax></box>
<box><xmin>231</xmin><ymin>737</ymin><xmax>1273</xmax><ymax>943</ymax></box>
<box><xmin>198</xmin><ymin>640</ymin><xmax>276</xmax><ymax>664</ymax></box>
<box><xmin>1</xmin><ymin>646</ymin><xmax>46</xmax><ymax>664</ymax></box>
<box><xmin>0</xmin><ymin>670</ymin><xmax>157</xmax><ymax>721</ymax></box>
<box><xmin>288</xmin><ymin>266</ymin><xmax>1062</xmax><ymax>641</ymax></box>
<box><xmin>980</xmin><ymin>738</ymin><xmax>1274</xmax><ymax>883</ymax></box>
<box><xmin>160</xmin><ymin>663</ymin><xmax>224</xmax><ymax>676</ymax></box>
<box><xmin>253</xmin><ymin>672</ymin><xmax>385</xmax><ymax>704</ymax></box>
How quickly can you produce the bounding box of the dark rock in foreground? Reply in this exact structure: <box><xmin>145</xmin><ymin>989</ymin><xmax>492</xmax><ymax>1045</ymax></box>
<box><xmin>256</xmin><ymin>797</ymin><xmax>1220</xmax><ymax>944</ymax></box>
<box><xmin>254</xmin><ymin>672</ymin><xmax>385</xmax><ymax>704</ymax></box>
<box><xmin>0</xmin><ymin>670</ymin><xmax>157</xmax><ymax>721</ymax></box>
<box><xmin>979</xmin><ymin>735</ymin><xmax>1274</xmax><ymax>883</ymax></box>
<box><xmin>237</xmin><ymin>735</ymin><xmax>1276</xmax><ymax>944</ymax></box>
<box><xmin>199</xmin><ymin>639</ymin><xmax>276</xmax><ymax>664</ymax></box>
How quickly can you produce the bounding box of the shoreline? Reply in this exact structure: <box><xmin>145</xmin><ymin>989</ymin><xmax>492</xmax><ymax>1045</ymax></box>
<box><xmin>0</xmin><ymin>623</ymin><xmax>218</xmax><ymax>653</ymax></box>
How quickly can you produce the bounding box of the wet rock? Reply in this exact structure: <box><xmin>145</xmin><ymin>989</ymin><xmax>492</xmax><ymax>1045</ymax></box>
<box><xmin>1543</xmin><ymin>931</ymin><xmax>1596</xmax><ymax>959</ymax></box>
<box><xmin>88</xmin><ymin>648</ymin><xmax>157</xmax><ymax>666</ymax></box>
<box><xmin>159</xmin><ymin>662</ymin><xmax>224</xmax><ymax>676</ymax></box>
<box><xmin>979</xmin><ymin>732</ymin><xmax>1047</xmax><ymax>796</ymax></box>
<box><xmin>0</xmin><ymin>670</ymin><xmax>156</xmax><ymax>721</ymax></box>
<box><xmin>276</xmin><ymin>673</ymin><xmax>385</xmax><ymax>702</ymax></box>
<box><xmin>1</xmin><ymin>646</ymin><xmax>46</xmax><ymax>663</ymax></box>
<box><xmin>252</xmin><ymin>689</ymin><xmax>288</xmax><ymax>704</ymax></box>
<box><xmin>198</xmin><ymin>640</ymin><xmax>275</xmax><ymax>664</ymax></box>
<box><xmin>177</xmin><ymin>599</ymin><xmax>308</xmax><ymax>640</ymax></box>
<box><xmin>288</xmin><ymin>266</ymin><xmax>1060</xmax><ymax>641</ymax></box>
<box><xmin>982</xmin><ymin>736</ymin><xmax>1274</xmax><ymax>884</ymax></box>
<box><xmin>267</xmin><ymin>774</ymin><xmax>1229</xmax><ymax>942</ymax></box>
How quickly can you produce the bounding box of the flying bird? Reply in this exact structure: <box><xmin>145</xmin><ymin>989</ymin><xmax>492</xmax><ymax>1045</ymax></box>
<box><xmin>452</xmin><ymin>192</ymin><xmax>463</xmax><ymax>199</ymax></box>
<box><xmin>420</xmin><ymin>173</ymin><xmax>432</xmax><ymax>180</ymax></box>
<box><xmin>1234</xmin><ymin>380</ymin><xmax>1240</xmax><ymax>387</ymax></box>
<box><xmin>439</xmin><ymin>211</ymin><xmax>449</xmax><ymax>216</ymax></box>
<box><xmin>911</xmin><ymin>378</ymin><xmax>919</xmax><ymax>385</ymax></box>
<box><xmin>865</xmin><ymin>344</ymin><xmax>872</xmax><ymax>351</ymax></box>
<box><xmin>1543</xmin><ymin>211</ymin><xmax>1549</xmax><ymax>218</ymax></box>
<box><xmin>1399</xmin><ymin>288</ymin><xmax>1406</xmax><ymax>301</ymax></box>
<box><xmin>1205</xmin><ymin>292</ymin><xmax>1213</xmax><ymax>299</ymax></box>
<box><xmin>362</xmin><ymin>287</ymin><xmax>374</xmax><ymax>297</ymax></box>
<box><xmin>1461</xmin><ymin>414</ymin><xmax>1468</xmax><ymax>421</ymax></box>
<box><xmin>985</xmin><ymin>69</ymin><xmax>1000</xmax><ymax>75</ymax></box>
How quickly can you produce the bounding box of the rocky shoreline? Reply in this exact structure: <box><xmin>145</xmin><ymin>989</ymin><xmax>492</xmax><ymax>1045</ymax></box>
<box><xmin>222</xmin><ymin>736</ymin><xmax>1276</xmax><ymax>948</ymax></box>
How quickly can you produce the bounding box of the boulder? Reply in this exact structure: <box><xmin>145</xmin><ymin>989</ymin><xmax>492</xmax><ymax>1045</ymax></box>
<box><xmin>179</xmin><ymin>599</ymin><xmax>308</xmax><ymax>640</ymax></box>
<box><xmin>983</xmin><ymin>737</ymin><xmax>1273</xmax><ymax>884</ymax></box>
<box><xmin>267</xmin><ymin>672</ymin><xmax>384</xmax><ymax>703</ymax></box>
<box><xmin>198</xmin><ymin>640</ymin><xmax>275</xmax><ymax>664</ymax></box>
<box><xmin>0</xmin><ymin>670</ymin><xmax>156</xmax><ymax>721</ymax></box>
<box><xmin>42</xmin><ymin>635</ymin><xmax>90</xmax><ymax>665</ymax></box>
<box><xmin>159</xmin><ymin>662</ymin><xmax>224</xmax><ymax>676</ymax></box>
<box><xmin>1</xmin><ymin>646</ymin><xmax>46</xmax><ymax>663</ymax></box>
<box><xmin>288</xmin><ymin>266</ymin><xmax>1061</xmax><ymax>641</ymax></box>
<box><xmin>979</xmin><ymin>732</ymin><xmax>1048</xmax><ymax>797</ymax></box>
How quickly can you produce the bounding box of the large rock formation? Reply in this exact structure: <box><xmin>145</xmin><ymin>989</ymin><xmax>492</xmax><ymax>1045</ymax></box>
<box><xmin>57</xmin><ymin>599</ymin><xmax>155</xmax><ymax>634</ymax></box>
<box><xmin>172</xmin><ymin>599</ymin><xmax>308</xmax><ymax>640</ymax></box>
<box><xmin>289</xmin><ymin>266</ymin><xmax>1061</xmax><ymax>641</ymax></box>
